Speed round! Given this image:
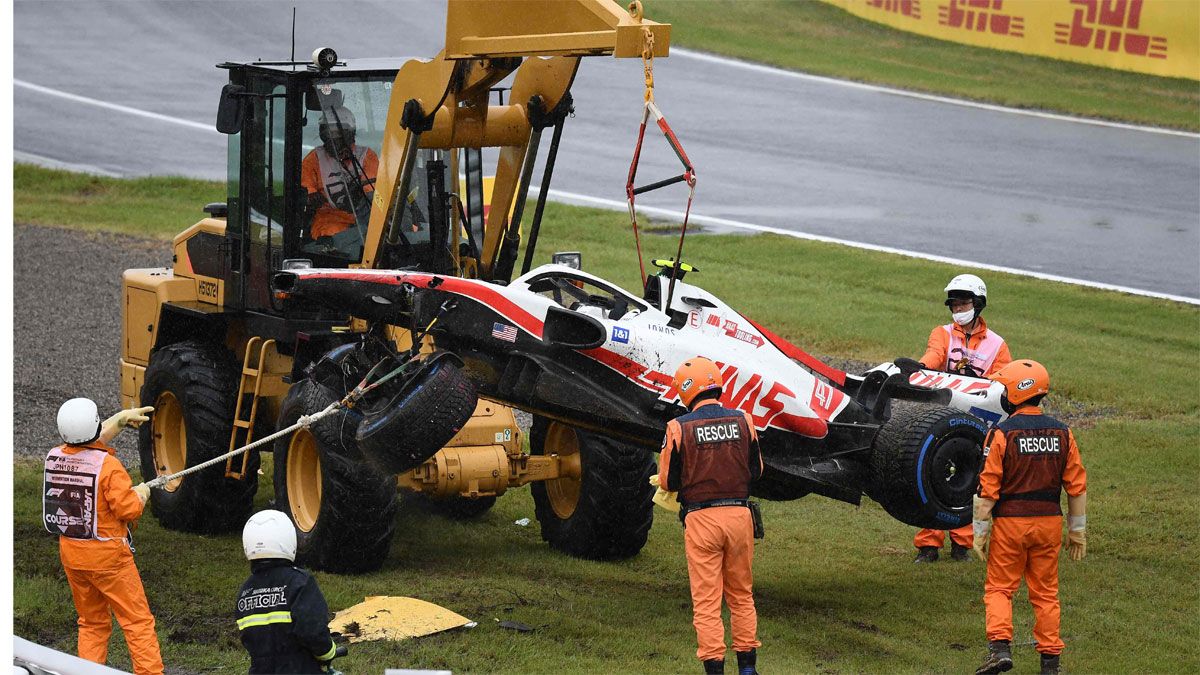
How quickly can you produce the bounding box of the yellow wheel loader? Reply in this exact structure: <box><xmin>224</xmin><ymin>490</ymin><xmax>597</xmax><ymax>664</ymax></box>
<box><xmin>120</xmin><ymin>0</ymin><xmax>670</xmax><ymax>573</ymax></box>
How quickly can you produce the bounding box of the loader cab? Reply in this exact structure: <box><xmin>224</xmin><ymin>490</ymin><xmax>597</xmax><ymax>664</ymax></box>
<box><xmin>214</xmin><ymin>57</ymin><xmax>478</xmax><ymax>315</ymax></box>
<box><xmin>213</xmin><ymin>59</ymin><xmax>393</xmax><ymax>312</ymax></box>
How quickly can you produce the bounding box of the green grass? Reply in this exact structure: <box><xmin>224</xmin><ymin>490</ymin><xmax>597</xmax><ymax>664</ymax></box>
<box><xmin>13</xmin><ymin>165</ymin><xmax>1200</xmax><ymax>673</ymax></box>
<box><xmin>650</xmin><ymin>0</ymin><xmax>1200</xmax><ymax>131</ymax></box>
<box><xmin>13</xmin><ymin>164</ymin><xmax>225</xmax><ymax>238</ymax></box>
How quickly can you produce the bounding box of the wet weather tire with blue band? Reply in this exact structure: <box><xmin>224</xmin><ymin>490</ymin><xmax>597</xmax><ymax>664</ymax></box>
<box><xmin>868</xmin><ymin>402</ymin><xmax>986</xmax><ymax>529</ymax></box>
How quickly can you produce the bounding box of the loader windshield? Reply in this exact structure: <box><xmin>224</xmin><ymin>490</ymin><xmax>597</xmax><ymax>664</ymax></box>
<box><xmin>300</xmin><ymin>75</ymin><xmax>392</xmax><ymax>261</ymax></box>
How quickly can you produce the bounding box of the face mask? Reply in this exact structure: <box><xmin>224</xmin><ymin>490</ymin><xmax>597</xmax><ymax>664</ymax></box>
<box><xmin>952</xmin><ymin>309</ymin><xmax>975</xmax><ymax>326</ymax></box>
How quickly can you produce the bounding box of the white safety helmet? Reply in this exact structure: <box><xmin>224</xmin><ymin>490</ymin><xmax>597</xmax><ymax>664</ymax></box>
<box><xmin>57</xmin><ymin>398</ymin><xmax>101</xmax><ymax>445</ymax></box>
<box><xmin>944</xmin><ymin>273</ymin><xmax>988</xmax><ymax>318</ymax></box>
<box><xmin>242</xmin><ymin>510</ymin><xmax>298</xmax><ymax>562</ymax></box>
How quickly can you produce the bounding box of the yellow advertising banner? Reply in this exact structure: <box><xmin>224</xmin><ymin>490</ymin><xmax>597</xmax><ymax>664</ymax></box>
<box><xmin>820</xmin><ymin>0</ymin><xmax>1199</xmax><ymax>80</ymax></box>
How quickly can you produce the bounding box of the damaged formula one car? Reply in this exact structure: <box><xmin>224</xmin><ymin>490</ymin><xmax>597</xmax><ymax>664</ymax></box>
<box><xmin>274</xmin><ymin>259</ymin><xmax>999</xmax><ymax>533</ymax></box>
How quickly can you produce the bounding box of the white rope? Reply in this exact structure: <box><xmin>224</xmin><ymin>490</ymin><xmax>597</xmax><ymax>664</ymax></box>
<box><xmin>142</xmin><ymin>401</ymin><xmax>342</xmax><ymax>489</ymax></box>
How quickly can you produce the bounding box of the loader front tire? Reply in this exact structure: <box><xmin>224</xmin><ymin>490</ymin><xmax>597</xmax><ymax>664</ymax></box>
<box><xmin>273</xmin><ymin>379</ymin><xmax>398</xmax><ymax>574</ymax></box>
<box><xmin>137</xmin><ymin>341</ymin><xmax>257</xmax><ymax>534</ymax></box>
<box><xmin>530</xmin><ymin>417</ymin><xmax>655</xmax><ymax>560</ymax></box>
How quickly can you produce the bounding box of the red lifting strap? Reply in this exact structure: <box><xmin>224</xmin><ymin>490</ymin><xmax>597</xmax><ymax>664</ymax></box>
<box><xmin>626</xmin><ymin>100</ymin><xmax>696</xmax><ymax>289</ymax></box>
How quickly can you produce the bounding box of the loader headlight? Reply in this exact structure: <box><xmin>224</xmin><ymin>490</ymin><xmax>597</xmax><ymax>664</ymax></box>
<box><xmin>552</xmin><ymin>251</ymin><xmax>581</xmax><ymax>270</ymax></box>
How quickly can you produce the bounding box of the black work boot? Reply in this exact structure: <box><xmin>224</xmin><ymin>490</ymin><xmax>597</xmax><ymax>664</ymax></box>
<box><xmin>736</xmin><ymin>648</ymin><xmax>758</xmax><ymax>675</ymax></box>
<box><xmin>950</xmin><ymin>542</ymin><xmax>972</xmax><ymax>562</ymax></box>
<box><xmin>1040</xmin><ymin>653</ymin><xmax>1061</xmax><ymax>675</ymax></box>
<box><xmin>702</xmin><ymin>658</ymin><xmax>725</xmax><ymax>674</ymax></box>
<box><xmin>975</xmin><ymin>640</ymin><xmax>1014</xmax><ymax>674</ymax></box>
<box><xmin>914</xmin><ymin>546</ymin><xmax>939</xmax><ymax>563</ymax></box>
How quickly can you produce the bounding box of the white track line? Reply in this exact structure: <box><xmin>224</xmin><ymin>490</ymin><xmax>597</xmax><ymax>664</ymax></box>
<box><xmin>672</xmin><ymin>48</ymin><xmax>1200</xmax><ymax>139</ymax></box>
<box><xmin>545</xmin><ymin>187</ymin><xmax>1200</xmax><ymax>306</ymax></box>
<box><xmin>14</xmin><ymin>79</ymin><xmax>215</xmax><ymax>133</ymax></box>
<box><xmin>13</xmin><ymin>150</ymin><xmax>122</xmax><ymax>177</ymax></box>
<box><xmin>16</xmin><ymin>79</ymin><xmax>1198</xmax><ymax>304</ymax></box>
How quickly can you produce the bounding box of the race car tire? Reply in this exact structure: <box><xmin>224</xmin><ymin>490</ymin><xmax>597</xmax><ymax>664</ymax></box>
<box><xmin>274</xmin><ymin>379</ymin><xmax>398</xmax><ymax>574</ymax></box>
<box><xmin>869</xmin><ymin>402</ymin><xmax>987</xmax><ymax>529</ymax></box>
<box><xmin>355</xmin><ymin>359</ymin><xmax>478</xmax><ymax>475</ymax></box>
<box><xmin>530</xmin><ymin>417</ymin><xmax>655</xmax><ymax>560</ymax></box>
<box><xmin>413</xmin><ymin>494</ymin><xmax>499</xmax><ymax>519</ymax></box>
<box><xmin>137</xmin><ymin>340</ymin><xmax>258</xmax><ymax>534</ymax></box>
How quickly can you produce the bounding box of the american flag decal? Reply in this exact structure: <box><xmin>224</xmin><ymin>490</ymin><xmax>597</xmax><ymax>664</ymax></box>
<box><xmin>491</xmin><ymin>322</ymin><xmax>518</xmax><ymax>342</ymax></box>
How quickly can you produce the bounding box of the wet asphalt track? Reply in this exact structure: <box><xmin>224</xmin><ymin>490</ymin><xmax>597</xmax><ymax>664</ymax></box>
<box><xmin>13</xmin><ymin>1</ymin><xmax>1200</xmax><ymax>298</ymax></box>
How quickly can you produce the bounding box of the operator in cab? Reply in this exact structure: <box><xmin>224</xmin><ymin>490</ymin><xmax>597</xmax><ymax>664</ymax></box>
<box><xmin>301</xmin><ymin>105</ymin><xmax>378</xmax><ymax>255</ymax></box>
<box><xmin>657</xmin><ymin>357</ymin><xmax>764</xmax><ymax>675</ymax></box>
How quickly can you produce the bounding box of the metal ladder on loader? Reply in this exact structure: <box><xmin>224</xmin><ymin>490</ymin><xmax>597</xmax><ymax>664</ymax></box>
<box><xmin>226</xmin><ymin>337</ymin><xmax>277</xmax><ymax>479</ymax></box>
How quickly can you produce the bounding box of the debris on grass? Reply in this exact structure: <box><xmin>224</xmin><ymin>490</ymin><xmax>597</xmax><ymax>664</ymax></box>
<box><xmin>329</xmin><ymin>596</ymin><xmax>473</xmax><ymax>643</ymax></box>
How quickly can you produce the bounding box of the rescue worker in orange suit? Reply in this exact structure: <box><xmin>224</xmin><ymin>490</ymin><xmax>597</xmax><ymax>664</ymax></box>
<box><xmin>44</xmin><ymin>398</ymin><xmax>163</xmax><ymax>675</ymax></box>
<box><xmin>913</xmin><ymin>273</ymin><xmax>1013</xmax><ymax>563</ymax></box>
<box><xmin>301</xmin><ymin>105</ymin><xmax>379</xmax><ymax>243</ymax></box>
<box><xmin>971</xmin><ymin>360</ymin><xmax>1087</xmax><ymax>675</ymax></box>
<box><xmin>657</xmin><ymin>357</ymin><xmax>764</xmax><ymax>675</ymax></box>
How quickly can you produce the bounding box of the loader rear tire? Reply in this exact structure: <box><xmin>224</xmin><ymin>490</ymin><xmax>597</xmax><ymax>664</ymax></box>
<box><xmin>530</xmin><ymin>417</ymin><xmax>655</xmax><ymax>560</ymax></box>
<box><xmin>356</xmin><ymin>359</ymin><xmax>477</xmax><ymax>475</ymax></box>
<box><xmin>274</xmin><ymin>379</ymin><xmax>398</xmax><ymax>574</ymax></box>
<box><xmin>137</xmin><ymin>341</ymin><xmax>257</xmax><ymax>534</ymax></box>
<box><xmin>868</xmin><ymin>402</ymin><xmax>987</xmax><ymax>529</ymax></box>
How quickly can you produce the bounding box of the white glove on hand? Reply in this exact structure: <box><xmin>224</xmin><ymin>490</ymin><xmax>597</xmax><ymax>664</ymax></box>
<box><xmin>133</xmin><ymin>484</ymin><xmax>151</xmax><ymax>505</ymax></box>
<box><xmin>972</xmin><ymin>519</ymin><xmax>992</xmax><ymax>561</ymax></box>
<box><xmin>648</xmin><ymin>475</ymin><xmax>680</xmax><ymax>513</ymax></box>
<box><xmin>1066</xmin><ymin>515</ymin><xmax>1086</xmax><ymax>561</ymax></box>
<box><xmin>972</xmin><ymin>494</ymin><xmax>994</xmax><ymax>561</ymax></box>
<box><xmin>112</xmin><ymin>406</ymin><xmax>155</xmax><ymax>429</ymax></box>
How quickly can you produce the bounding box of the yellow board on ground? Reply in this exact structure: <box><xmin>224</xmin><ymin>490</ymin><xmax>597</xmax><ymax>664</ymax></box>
<box><xmin>330</xmin><ymin>596</ymin><xmax>475</xmax><ymax>643</ymax></box>
<box><xmin>820</xmin><ymin>0</ymin><xmax>1199</xmax><ymax>80</ymax></box>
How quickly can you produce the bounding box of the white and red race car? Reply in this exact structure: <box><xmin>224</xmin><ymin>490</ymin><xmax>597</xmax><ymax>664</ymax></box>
<box><xmin>275</xmin><ymin>260</ymin><xmax>1005</xmax><ymax>538</ymax></box>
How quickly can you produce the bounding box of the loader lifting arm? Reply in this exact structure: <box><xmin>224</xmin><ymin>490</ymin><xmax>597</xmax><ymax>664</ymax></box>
<box><xmin>358</xmin><ymin>0</ymin><xmax>671</xmax><ymax>281</ymax></box>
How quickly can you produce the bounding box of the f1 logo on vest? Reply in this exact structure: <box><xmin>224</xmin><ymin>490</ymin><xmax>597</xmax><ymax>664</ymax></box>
<box><xmin>1017</xmin><ymin>436</ymin><xmax>1061</xmax><ymax>454</ymax></box>
<box><xmin>694</xmin><ymin>422</ymin><xmax>741</xmax><ymax>444</ymax></box>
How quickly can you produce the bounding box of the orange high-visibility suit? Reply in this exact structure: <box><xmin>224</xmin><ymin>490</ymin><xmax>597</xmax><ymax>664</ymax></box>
<box><xmin>915</xmin><ymin>317</ymin><xmax>1013</xmax><ymax>551</ymax></box>
<box><xmin>658</xmin><ymin>400</ymin><xmax>764</xmax><ymax>663</ymax></box>
<box><xmin>918</xmin><ymin>317</ymin><xmax>1012</xmax><ymax>379</ymax></box>
<box><xmin>301</xmin><ymin>145</ymin><xmax>379</xmax><ymax>239</ymax></box>
<box><xmin>979</xmin><ymin>407</ymin><xmax>1087</xmax><ymax>656</ymax></box>
<box><xmin>48</xmin><ymin>440</ymin><xmax>164</xmax><ymax>675</ymax></box>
